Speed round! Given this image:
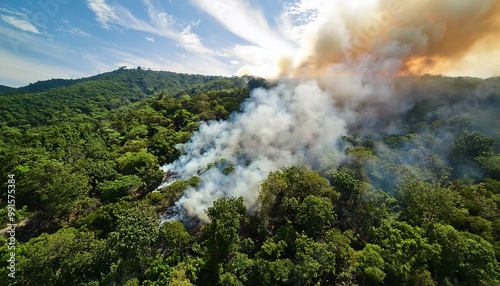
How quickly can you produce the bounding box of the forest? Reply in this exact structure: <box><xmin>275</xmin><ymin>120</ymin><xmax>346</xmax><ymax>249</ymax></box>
<box><xmin>0</xmin><ymin>68</ymin><xmax>500</xmax><ymax>285</ymax></box>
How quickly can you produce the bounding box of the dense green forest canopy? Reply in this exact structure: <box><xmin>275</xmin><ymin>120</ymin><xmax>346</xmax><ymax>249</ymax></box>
<box><xmin>0</xmin><ymin>70</ymin><xmax>500</xmax><ymax>285</ymax></box>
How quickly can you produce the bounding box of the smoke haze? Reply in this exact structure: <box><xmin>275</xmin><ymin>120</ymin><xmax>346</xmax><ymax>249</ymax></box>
<box><xmin>162</xmin><ymin>81</ymin><xmax>347</xmax><ymax>221</ymax></box>
<box><xmin>284</xmin><ymin>0</ymin><xmax>500</xmax><ymax>77</ymax></box>
<box><xmin>161</xmin><ymin>0</ymin><xmax>500</xmax><ymax>222</ymax></box>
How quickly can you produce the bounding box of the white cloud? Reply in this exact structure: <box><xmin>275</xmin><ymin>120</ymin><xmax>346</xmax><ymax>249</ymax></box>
<box><xmin>1</xmin><ymin>15</ymin><xmax>40</xmax><ymax>34</ymax></box>
<box><xmin>178</xmin><ymin>26</ymin><xmax>213</xmax><ymax>55</ymax></box>
<box><xmin>0</xmin><ymin>6</ymin><xmax>31</xmax><ymax>18</ymax></box>
<box><xmin>102</xmin><ymin>47</ymin><xmax>234</xmax><ymax>76</ymax></box>
<box><xmin>146</xmin><ymin>37</ymin><xmax>155</xmax><ymax>42</ymax></box>
<box><xmin>86</xmin><ymin>0</ymin><xmax>215</xmax><ymax>58</ymax></box>
<box><xmin>56</xmin><ymin>27</ymin><xmax>91</xmax><ymax>37</ymax></box>
<box><xmin>191</xmin><ymin>0</ymin><xmax>294</xmax><ymax>53</ymax></box>
<box><xmin>157</xmin><ymin>11</ymin><xmax>175</xmax><ymax>26</ymax></box>
<box><xmin>84</xmin><ymin>0</ymin><xmax>241</xmax><ymax>75</ymax></box>
<box><xmin>87</xmin><ymin>0</ymin><xmax>119</xmax><ymax>29</ymax></box>
<box><xmin>279</xmin><ymin>0</ymin><xmax>320</xmax><ymax>40</ymax></box>
<box><xmin>191</xmin><ymin>0</ymin><xmax>306</xmax><ymax>77</ymax></box>
<box><xmin>229</xmin><ymin>44</ymin><xmax>277</xmax><ymax>67</ymax></box>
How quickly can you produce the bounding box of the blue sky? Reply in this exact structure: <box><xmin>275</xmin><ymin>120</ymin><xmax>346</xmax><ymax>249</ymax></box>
<box><xmin>0</xmin><ymin>0</ymin><xmax>304</xmax><ymax>87</ymax></box>
<box><xmin>2</xmin><ymin>0</ymin><xmax>499</xmax><ymax>87</ymax></box>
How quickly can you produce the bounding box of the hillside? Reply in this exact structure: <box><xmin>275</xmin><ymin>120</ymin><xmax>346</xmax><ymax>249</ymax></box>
<box><xmin>0</xmin><ymin>85</ymin><xmax>15</xmax><ymax>95</ymax></box>
<box><xmin>0</xmin><ymin>68</ymin><xmax>243</xmax><ymax>127</ymax></box>
<box><xmin>0</xmin><ymin>73</ymin><xmax>499</xmax><ymax>285</ymax></box>
<box><xmin>0</xmin><ymin>67</ymin><xmax>227</xmax><ymax>96</ymax></box>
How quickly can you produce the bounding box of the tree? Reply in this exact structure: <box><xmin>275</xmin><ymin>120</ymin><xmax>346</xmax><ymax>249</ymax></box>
<box><xmin>250</xmin><ymin>258</ymin><xmax>294</xmax><ymax>286</ymax></box>
<box><xmin>99</xmin><ymin>174</ymin><xmax>143</xmax><ymax>203</ymax></box>
<box><xmin>397</xmin><ymin>179</ymin><xmax>462</xmax><ymax>225</ymax></box>
<box><xmin>116</xmin><ymin>150</ymin><xmax>157</xmax><ymax>176</ymax></box>
<box><xmin>451</xmin><ymin>132</ymin><xmax>493</xmax><ymax>161</ymax></box>
<box><xmin>202</xmin><ymin>197</ymin><xmax>246</xmax><ymax>262</ymax></box>
<box><xmin>478</xmin><ymin>154</ymin><xmax>500</xmax><ymax>180</ymax></box>
<box><xmin>356</xmin><ymin>244</ymin><xmax>386</xmax><ymax>285</ymax></box>
<box><xmin>16</xmin><ymin>228</ymin><xmax>107</xmax><ymax>286</ymax></box>
<box><xmin>115</xmin><ymin>150</ymin><xmax>163</xmax><ymax>193</ymax></box>
<box><xmin>373</xmin><ymin>219</ymin><xmax>440</xmax><ymax>285</ymax></box>
<box><xmin>429</xmin><ymin>223</ymin><xmax>500</xmax><ymax>285</ymax></box>
<box><xmin>332</xmin><ymin>171</ymin><xmax>391</xmax><ymax>245</ymax></box>
<box><xmin>159</xmin><ymin>221</ymin><xmax>192</xmax><ymax>257</ymax></box>
<box><xmin>107</xmin><ymin>205</ymin><xmax>160</xmax><ymax>277</ymax></box>
<box><xmin>16</xmin><ymin>159</ymin><xmax>92</xmax><ymax>221</ymax></box>
<box><xmin>324</xmin><ymin>229</ymin><xmax>357</xmax><ymax>285</ymax></box>
<box><xmin>258</xmin><ymin>167</ymin><xmax>337</xmax><ymax>232</ymax></box>
<box><xmin>292</xmin><ymin>233</ymin><xmax>336</xmax><ymax>285</ymax></box>
<box><xmin>200</xmin><ymin>197</ymin><xmax>247</xmax><ymax>285</ymax></box>
<box><xmin>296</xmin><ymin>195</ymin><xmax>336</xmax><ymax>239</ymax></box>
<box><xmin>450</xmin><ymin>132</ymin><xmax>494</xmax><ymax>179</ymax></box>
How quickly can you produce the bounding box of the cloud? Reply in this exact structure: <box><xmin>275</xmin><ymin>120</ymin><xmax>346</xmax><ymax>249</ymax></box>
<box><xmin>98</xmin><ymin>46</ymin><xmax>233</xmax><ymax>77</ymax></box>
<box><xmin>178</xmin><ymin>26</ymin><xmax>213</xmax><ymax>55</ymax></box>
<box><xmin>86</xmin><ymin>0</ymin><xmax>216</xmax><ymax>57</ymax></box>
<box><xmin>1</xmin><ymin>15</ymin><xmax>40</xmax><ymax>34</ymax></box>
<box><xmin>191</xmin><ymin>0</ymin><xmax>310</xmax><ymax>78</ymax></box>
<box><xmin>56</xmin><ymin>27</ymin><xmax>91</xmax><ymax>37</ymax></box>
<box><xmin>87</xmin><ymin>0</ymin><xmax>119</xmax><ymax>29</ymax></box>
<box><xmin>146</xmin><ymin>37</ymin><xmax>155</xmax><ymax>42</ymax></box>
<box><xmin>228</xmin><ymin>44</ymin><xmax>281</xmax><ymax>77</ymax></box>
<box><xmin>192</xmin><ymin>0</ymin><xmax>294</xmax><ymax>53</ymax></box>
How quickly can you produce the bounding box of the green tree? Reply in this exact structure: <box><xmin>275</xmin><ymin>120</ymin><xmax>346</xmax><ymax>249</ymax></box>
<box><xmin>16</xmin><ymin>159</ymin><xmax>92</xmax><ymax>222</ymax></box>
<box><xmin>107</xmin><ymin>205</ymin><xmax>160</xmax><ymax>277</ymax></box>
<box><xmin>99</xmin><ymin>174</ymin><xmax>143</xmax><ymax>203</ymax></box>
<box><xmin>16</xmin><ymin>228</ymin><xmax>107</xmax><ymax>286</ymax></box>
<box><xmin>356</xmin><ymin>244</ymin><xmax>386</xmax><ymax>285</ymax></box>
<box><xmin>451</xmin><ymin>132</ymin><xmax>493</xmax><ymax>161</ymax></box>
<box><xmin>397</xmin><ymin>179</ymin><xmax>463</xmax><ymax>225</ymax></box>
<box><xmin>200</xmin><ymin>197</ymin><xmax>247</xmax><ymax>285</ymax></box>
<box><xmin>259</xmin><ymin>167</ymin><xmax>337</xmax><ymax>232</ymax></box>
<box><xmin>159</xmin><ymin>221</ymin><xmax>192</xmax><ymax>257</ymax></box>
<box><xmin>429</xmin><ymin>223</ymin><xmax>500</xmax><ymax>285</ymax></box>
<box><xmin>202</xmin><ymin>197</ymin><xmax>246</xmax><ymax>262</ymax></box>
<box><xmin>115</xmin><ymin>150</ymin><xmax>163</xmax><ymax>193</ymax></box>
<box><xmin>292</xmin><ymin>233</ymin><xmax>336</xmax><ymax>285</ymax></box>
<box><xmin>374</xmin><ymin>219</ymin><xmax>440</xmax><ymax>285</ymax></box>
<box><xmin>296</xmin><ymin>195</ymin><xmax>336</xmax><ymax>239</ymax></box>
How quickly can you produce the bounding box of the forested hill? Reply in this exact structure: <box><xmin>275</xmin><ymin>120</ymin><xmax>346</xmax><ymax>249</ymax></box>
<box><xmin>0</xmin><ymin>85</ymin><xmax>15</xmax><ymax>95</ymax></box>
<box><xmin>0</xmin><ymin>68</ymin><xmax>243</xmax><ymax>126</ymax></box>
<box><xmin>0</xmin><ymin>67</ymin><xmax>225</xmax><ymax>96</ymax></box>
<box><xmin>0</xmin><ymin>68</ymin><xmax>255</xmax><ymax>236</ymax></box>
<box><xmin>0</xmin><ymin>74</ymin><xmax>499</xmax><ymax>285</ymax></box>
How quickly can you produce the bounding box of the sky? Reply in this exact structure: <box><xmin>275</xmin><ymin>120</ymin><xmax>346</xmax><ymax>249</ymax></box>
<box><xmin>1</xmin><ymin>0</ymin><xmax>500</xmax><ymax>87</ymax></box>
<box><xmin>0</xmin><ymin>0</ymin><xmax>294</xmax><ymax>87</ymax></box>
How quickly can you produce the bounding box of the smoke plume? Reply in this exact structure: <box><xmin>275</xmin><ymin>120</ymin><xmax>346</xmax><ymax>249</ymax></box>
<box><xmin>286</xmin><ymin>0</ymin><xmax>500</xmax><ymax>77</ymax></box>
<box><xmin>162</xmin><ymin>81</ymin><xmax>347</xmax><ymax>221</ymax></box>
<box><xmin>161</xmin><ymin>0</ymin><xmax>500</xmax><ymax>222</ymax></box>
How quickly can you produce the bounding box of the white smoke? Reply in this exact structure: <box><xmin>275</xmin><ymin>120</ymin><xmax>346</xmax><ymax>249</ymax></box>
<box><xmin>159</xmin><ymin>0</ymin><xmax>500</xmax><ymax>222</ymax></box>
<box><xmin>161</xmin><ymin>80</ymin><xmax>348</xmax><ymax>222</ymax></box>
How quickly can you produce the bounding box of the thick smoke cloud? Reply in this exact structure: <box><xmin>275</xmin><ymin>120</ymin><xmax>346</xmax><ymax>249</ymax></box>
<box><xmin>288</xmin><ymin>0</ymin><xmax>500</xmax><ymax>77</ymax></box>
<box><xmin>161</xmin><ymin>0</ymin><xmax>500</xmax><ymax>222</ymax></box>
<box><xmin>162</xmin><ymin>81</ymin><xmax>347</xmax><ymax>222</ymax></box>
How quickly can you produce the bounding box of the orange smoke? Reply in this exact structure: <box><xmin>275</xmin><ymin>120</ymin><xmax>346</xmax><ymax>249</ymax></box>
<box><xmin>291</xmin><ymin>0</ymin><xmax>500</xmax><ymax>77</ymax></box>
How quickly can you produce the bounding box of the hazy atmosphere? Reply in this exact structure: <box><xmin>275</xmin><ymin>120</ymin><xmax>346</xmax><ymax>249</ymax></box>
<box><xmin>2</xmin><ymin>0</ymin><xmax>500</xmax><ymax>87</ymax></box>
<box><xmin>1</xmin><ymin>1</ymin><xmax>500</xmax><ymax>285</ymax></box>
